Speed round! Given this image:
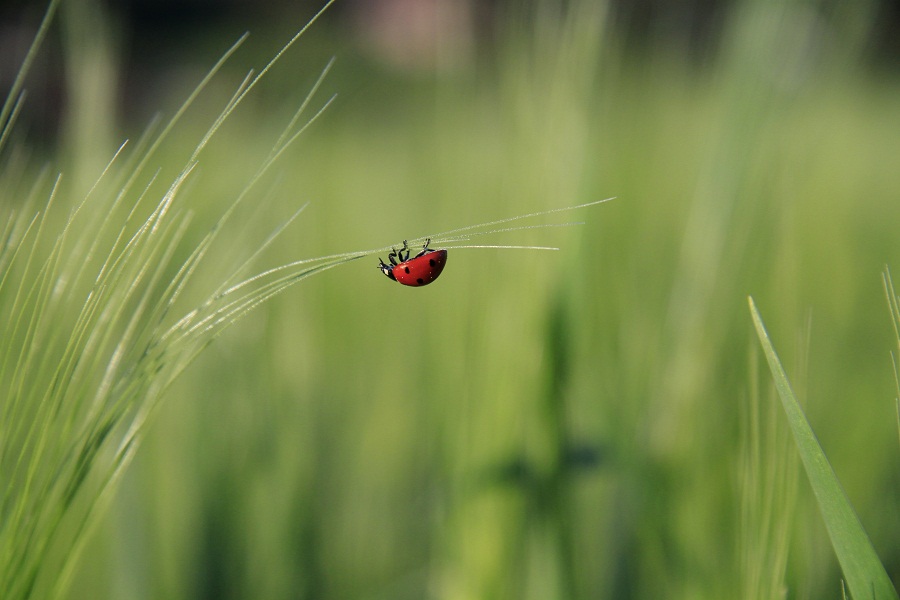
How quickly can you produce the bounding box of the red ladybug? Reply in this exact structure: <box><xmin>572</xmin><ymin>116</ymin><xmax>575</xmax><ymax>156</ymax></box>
<box><xmin>378</xmin><ymin>239</ymin><xmax>448</xmax><ymax>287</ymax></box>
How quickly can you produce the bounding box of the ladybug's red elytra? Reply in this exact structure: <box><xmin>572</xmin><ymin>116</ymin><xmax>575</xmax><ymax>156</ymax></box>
<box><xmin>378</xmin><ymin>239</ymin><xmax>447</xmax><ymax>287</ymax></box>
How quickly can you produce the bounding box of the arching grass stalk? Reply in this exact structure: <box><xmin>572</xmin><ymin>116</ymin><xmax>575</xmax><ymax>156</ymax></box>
<box><xmin>214</xmin><ymin>197</ymin><xmax>617</xmax><ymax>299</ymax></box>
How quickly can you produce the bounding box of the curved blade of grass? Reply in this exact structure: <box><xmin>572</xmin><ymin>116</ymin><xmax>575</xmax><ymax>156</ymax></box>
<box><xmin>748</xmin><ymin>296</ymin><xmax>898</xmax><ymax>600</ymax></box>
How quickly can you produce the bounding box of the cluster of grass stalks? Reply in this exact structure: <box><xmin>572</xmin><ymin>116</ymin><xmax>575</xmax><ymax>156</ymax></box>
<box><xmin>0</xmin><ymin>2</ymin><xmax>356</xmax><ymax>597</ymax></box>
<box><xmin>3</xmin><ymin>0</ymin><xmax>900</xmax><ymax>598</ymax></box>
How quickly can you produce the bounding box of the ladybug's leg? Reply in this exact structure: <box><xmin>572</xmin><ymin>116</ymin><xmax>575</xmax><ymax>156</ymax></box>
<box><xmin>399</xmin><ymin>240</ymin><xmax>410</xmax><ymax>262</ymax></box>
<box><xmin>414</xmin><ymin>238</ymin><xmax>432</xmax><ymax>258</ymax></box>
<box><xmin>387</xmin><ymin>247</ymin><xmax>399</xmax><ymax>266</ymax></box>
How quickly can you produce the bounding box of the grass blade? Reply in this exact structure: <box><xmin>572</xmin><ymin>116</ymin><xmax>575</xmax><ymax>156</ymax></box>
<box><xmin>748</xmin><ymin>296</ymin><xmax>898</xmax><ymax>600</ymax></box>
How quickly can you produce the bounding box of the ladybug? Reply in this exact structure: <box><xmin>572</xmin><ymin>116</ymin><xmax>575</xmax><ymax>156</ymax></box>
<box><xmin>378</xmin><ymin>239</ymin><xmax>448</xmax><ymax>287</ymax></box>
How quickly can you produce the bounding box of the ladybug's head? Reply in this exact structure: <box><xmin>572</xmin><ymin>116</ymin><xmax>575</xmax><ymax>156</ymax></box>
<box><xmin>378</xmin><ymin>258</ymin><xmax>397</xmax><ymax>281</ymax></box>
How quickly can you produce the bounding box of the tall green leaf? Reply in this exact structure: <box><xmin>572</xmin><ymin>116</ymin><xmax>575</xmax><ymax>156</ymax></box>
<box><xmin>748</xmin><ymin>296</ymin><xmax>898</xmax><ymax>600</ymax></box>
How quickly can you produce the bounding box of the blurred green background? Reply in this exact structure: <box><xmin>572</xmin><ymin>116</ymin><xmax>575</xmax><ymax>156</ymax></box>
<box><xmin>4</xmin><ymin>0</ymin><xmax>900</xmax><ymax>598</ymax></box>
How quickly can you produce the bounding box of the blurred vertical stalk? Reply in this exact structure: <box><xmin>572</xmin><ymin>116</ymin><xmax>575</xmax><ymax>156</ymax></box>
<box><xmin>436</xmin><ymin>1</ymin><xmax>613</xmax><ymax>598</ymax></box>
<box><xmin>60</xmin><ymin>0</ymin><xmax>119</xmax><ymax>194</ymax></box>
<box><xmin>537</xmin><ymin>294</ymin><xmax>580</xmax><ymax>600</ymax></box>
<box><xmin>650</xmin><ymin>0</ymin><xmax>878</xmax><ymax>456</ymax></box>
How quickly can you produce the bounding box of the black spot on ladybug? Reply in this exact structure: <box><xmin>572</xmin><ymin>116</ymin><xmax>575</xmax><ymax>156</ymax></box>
<box><xmin>404</xmin><ymin>267</ymin><xmax>410</xmax><ymax>273</ymax></box>
<box><xmin>429</xmin><ymin>259</ymin><xmax>436</xmax><ymax>266</ymax></box>
<box><xmin>417</xmin><ymin>278</ymin><xmax>424</xmax><ymax>285</ymax></box>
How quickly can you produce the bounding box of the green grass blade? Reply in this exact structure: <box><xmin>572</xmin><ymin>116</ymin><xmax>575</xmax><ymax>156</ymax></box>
<box><xmin>748</xmin><ymin>296</ymin><xmax>898</xmax><ymax>600</ymax></box>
